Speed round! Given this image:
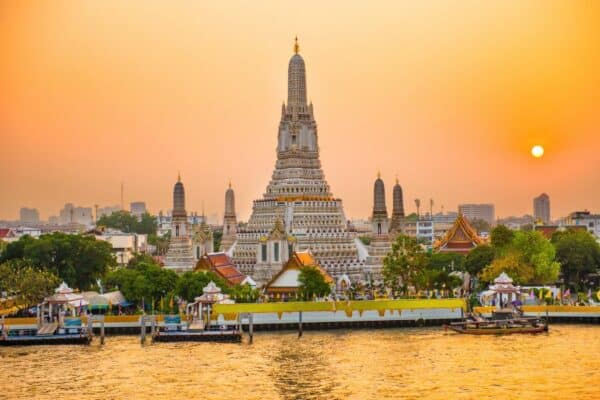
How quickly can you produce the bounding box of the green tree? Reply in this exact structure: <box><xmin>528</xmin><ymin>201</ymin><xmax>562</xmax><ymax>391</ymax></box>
<box><xmin>490</xmin><ymin>225</ymin><xmax>515</xmax><ymax>252</ymax></box>
<box><xmin>213</xmin><ymin>230</ymin><xmax>223</xmax><ymax>251</ymax></box>
<box><xmin>174</xmin><ymin>271</ymin><xmax>230</xmax><ymax>302</ymax></box>
<box><xmin>127</xmin><ymin>253</ymin><xmax>157</xmax><ymax>268</ymax></box>
<box><xmin>480</xmin><ymin>252</ymin><xmax>534</xmax><ymax>284</ymax></box>
<box><xmin>383</xmin><ymin>234</ymin><xmax>427</xmax><ymax>296</ymax></box>
<box><xmin>552</xmin><ymin>229</ymin><xmax>600</xmax><ymax>288</ymax></box>
<box><xmin>464</xmin><ymin>245</ymin><xmax>495</xmax><ymax>276</ymax></box>
<box><xmin>0</xmin><ymin>261</ymin><xmax>60</xmax><ymax>307</ymax></box>
<box><xmin>2</xmin><ymin>233</ymin><xmax>115</xmax><ymax>290</ymax></box>
<box><xmin>426</xmin><ymin>253</ymin><xmax>464</xmax><ymax>271</ymax></box>
<box><xmin>97</xmin><ymin>211</ymin><xmax>157</xmax><ymax>235</ymax></box>
<box><xmin>105</xmin><ymin>261</ymin><xmax>178</xmax><ymax>308</ymax></box>
<box><xmin>230</xmin><ymin>284</ymin><xmax>259</xmax><ymax>303</ymax></box>
<box><xmin>298</xmin><ymin>266</ymin><xmax>332</xmax><ymax>300</ymax></box>
<box><xmin>0</xmin><ymin>235</ymin><xmax>35</xmax><ymax>262</ymax></box>
<box><xmin>512</xmin><ymin>230</ymin><xmax>560</xmax><ymax>284</ymax></box>
<box><xmin>137</xmin><ymin>212</ymin><xmax>158</xmax><ymax>235</ymax></box>
<box><xmin>97</xmin><ymin>211</ymin><xmax>139</xmax><ymax>233</ymax></box>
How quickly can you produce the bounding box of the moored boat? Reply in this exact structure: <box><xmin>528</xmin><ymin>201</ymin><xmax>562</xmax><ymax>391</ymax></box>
<box><xmin>444</xmin><ymin>272</ymin><xmax>549</xmax><ymax>335</ymax></box>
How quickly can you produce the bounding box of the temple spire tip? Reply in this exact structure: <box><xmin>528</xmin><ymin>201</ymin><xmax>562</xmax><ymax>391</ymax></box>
<box><xmin>294</xmin><ymin>36</ymin><xmax>299</xmax><ymax>54</ymax></box>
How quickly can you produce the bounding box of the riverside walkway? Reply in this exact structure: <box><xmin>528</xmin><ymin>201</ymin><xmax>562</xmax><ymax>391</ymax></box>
<box><xmin>2</xmin><ymin>300</ymin><xmax>599</xmax><ymax>334</ymax></box>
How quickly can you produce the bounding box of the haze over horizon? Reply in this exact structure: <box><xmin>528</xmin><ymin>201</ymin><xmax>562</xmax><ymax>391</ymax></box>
<box><xmin>2</xmin><ymin>1</ymin><xmax>599</xmax><ymax>222</ymax></box>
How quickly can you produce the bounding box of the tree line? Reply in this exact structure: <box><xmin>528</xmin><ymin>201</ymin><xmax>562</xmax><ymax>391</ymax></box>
<box><xmin>383</xmin><ymin>226</ymin><xmax>600</xmax><ymax>297</ymax></box>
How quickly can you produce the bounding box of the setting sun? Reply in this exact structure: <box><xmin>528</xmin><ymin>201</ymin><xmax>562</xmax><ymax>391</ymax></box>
<box><xmin>531</xmin><ymin>145</ymin><xmax>545</xmax><ymax>158</ymax></box>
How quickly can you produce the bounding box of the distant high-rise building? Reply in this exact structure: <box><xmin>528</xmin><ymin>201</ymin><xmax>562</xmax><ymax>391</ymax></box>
<box><xmin>533</xmin><ymin>193</ymin><xmax>550</xmax><ymax>224</ymax></box>
<box><xmin>59</xmin><ymin>203</ymin><xmax>93</xmax><ymax>226</ymax></box>
<box><xmin>458</xmin><ymin>203</ymin><xmax>495</xmax><ymax>226</ymax></box>
<box><xmin>130</xmin><ymin>201</ymin><xmax>147</xmax><ymax>218</ymax></box>
<box><xmin>19</xmin><ymin>207</ymin><xmax>40</xmax><ymax>225</ymax></box>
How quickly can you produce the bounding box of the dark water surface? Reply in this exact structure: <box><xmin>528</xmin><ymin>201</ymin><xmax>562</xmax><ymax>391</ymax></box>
<box><xmin>1</xmin><ymin>325</ymin><xmax>598</xmax><ymax>399</ymax></box>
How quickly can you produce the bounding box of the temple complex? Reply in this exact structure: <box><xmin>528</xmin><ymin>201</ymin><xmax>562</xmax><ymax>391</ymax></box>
<box><xmin>220</xmin><ymin>182</ymin><xmax>237</xmax><ymax>253</ymax></box>
<box><xmin>163</xmin><ymin>175</ymin><xmax>196</xmax><ymax>272</ymax></box>
<box><xmin>434</xmin><ymin>213</ymin><xmax>483</xmax><ymax>254</ymax></box>
<box><xmin>230</xmin><ymin>40</ymin><xmax>366</xmax><ymax>286</ymax></box>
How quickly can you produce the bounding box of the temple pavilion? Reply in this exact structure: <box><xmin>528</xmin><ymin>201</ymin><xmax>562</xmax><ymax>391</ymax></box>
<box><xmin>195</xmin><ymin>252</ymin><xmax>247</xmax><ymax>287</ymax></box>
<box><xmin>434</xmin><ymin>214</ymin><xmax>483</xmax><ymax>254</ymax></box>
<box><xmin>264</xmin><ymin>250</ymin><xmax>333</xmax><ymax>298</ymax></box>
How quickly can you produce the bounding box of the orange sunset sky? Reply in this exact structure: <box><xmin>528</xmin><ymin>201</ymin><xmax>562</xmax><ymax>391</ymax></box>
<box><xmin>1</xmin><ymin>1</ymin><xmax>599</xmax><ymax>222</ymax></box>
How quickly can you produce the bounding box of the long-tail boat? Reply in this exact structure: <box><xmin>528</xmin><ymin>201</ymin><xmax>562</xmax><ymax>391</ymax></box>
<box><xmin>444</xmin><ymin>310</ymin><xmax>548</xmax><ymax>335</ymax></box>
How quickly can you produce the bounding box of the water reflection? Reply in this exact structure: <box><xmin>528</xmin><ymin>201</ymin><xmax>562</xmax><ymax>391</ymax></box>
<box><xmin>0</xmin><ymin>325</ymin><xmax>598</xmax><ymax>399</ymax></box>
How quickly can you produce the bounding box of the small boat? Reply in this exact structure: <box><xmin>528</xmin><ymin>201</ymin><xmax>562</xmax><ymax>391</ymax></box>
<box><xmin>444</xmin><ymin>309</ymin><xmax>548</xmax><ymax>335</ymax></box>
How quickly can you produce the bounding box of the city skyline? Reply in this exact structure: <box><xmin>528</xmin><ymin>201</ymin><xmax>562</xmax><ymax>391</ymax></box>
<box><xmin>2</xmin><ymin>2</ymin><xmax>600</xmax><ymax>221</ymax></box>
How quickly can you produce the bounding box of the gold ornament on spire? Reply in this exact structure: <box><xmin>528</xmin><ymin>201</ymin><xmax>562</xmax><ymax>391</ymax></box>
<box><xmin>294</xmin><ymin>36</ymin><xmax>299</xmax><ymax>54</ymax></box>
<box><xmin>178</xmin><ymin>171</ymin><xmax>181</xmax><ymax>182</ymax></box>
<box><xmin>228</xmin><ymin>179</ymin><xmax>232</xmax><ymax>189</ymax></box>
<box><xmin>377</xmin><ymin>170</ymin><xmax>381</xmax><ymax>179</ymax></box>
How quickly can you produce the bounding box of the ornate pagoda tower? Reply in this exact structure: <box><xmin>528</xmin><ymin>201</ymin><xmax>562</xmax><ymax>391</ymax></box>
<box><xmin>163</xmin><ymin>174</ymin><xmax>195</xmax><ymax>272</ymax></box>
<box><xmin>220</xmin><ymin>182</ymin><xmax>238</xmax><ymax>253</ymax></box>
<box><xmin>231</xmin><ymin>39</ymin><xmax>365</xmax><ymax>286</ymax></box>
<box><xmin>371</xmin><ymin>173</ymin><xmax>389</xmax><ymax>235</ymax></box>
<box><xmin>389</xmin><ymin>177</ymin><xmax>405</xmax><ymax>234</ymax></box>
<box><xmin>366</xmin><ymin>174</ymin><xmax>391</xmax><ymax>280</ymax></box>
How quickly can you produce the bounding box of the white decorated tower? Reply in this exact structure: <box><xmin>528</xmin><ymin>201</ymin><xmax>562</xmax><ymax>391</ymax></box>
<box><xmin>164</xmin><ymin>174</ymin><xmax>196</xmax><ymax>272</ymax></box>
<box><xmin>220</xmin><ymin>182</ymin><xmax>238</xmax><ymax>253</ymax></box>
<box><xmin>231</xmin><ymin>39</ymin><xmax>365</xmax><ymax>286</ymax></box>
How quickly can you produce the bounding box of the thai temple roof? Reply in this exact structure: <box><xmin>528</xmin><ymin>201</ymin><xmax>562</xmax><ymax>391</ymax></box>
<box><xmin>265</xmin><ymin>250</ymin><xmax>334</xmax><ymax>293</ymax></box>
<box><xmin>435</xmin><ymin>213</ymin><xmax>483</xmax><ymax>254</ymax></box>
<box><xmin>196</xmin><ymin>252</ymin><xmax>246</xmax><ymax>286</ymax></box>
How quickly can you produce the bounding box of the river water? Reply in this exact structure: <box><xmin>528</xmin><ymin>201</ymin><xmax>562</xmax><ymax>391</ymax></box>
<box><xmin>1</xmin><ymin>325</ymin><xmax>598</xmax><ymax>399</ymax></box>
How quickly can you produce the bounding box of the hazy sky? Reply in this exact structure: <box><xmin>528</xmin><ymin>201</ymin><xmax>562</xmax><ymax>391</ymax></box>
<box><xmin>2</xmin><ymin>1</ymin><xmax>599</xmax><ymax>222</ymax></box>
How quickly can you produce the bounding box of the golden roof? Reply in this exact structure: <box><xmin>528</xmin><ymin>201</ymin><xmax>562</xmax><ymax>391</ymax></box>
<box><xmin>435</xmin><ymin>213</ymin><xmax>483</xmax><ymax>251</ymax></box>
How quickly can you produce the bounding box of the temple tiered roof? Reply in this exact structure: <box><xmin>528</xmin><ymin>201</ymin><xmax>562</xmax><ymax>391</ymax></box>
<box><xmin>196</xmin><ymin>252</ymin><xmax>246</xmax><ymax>286</ymax></box>
<box><xmin>435</xmin><ymin>214</ymin><xmax>483</xmax><ymax>254</ymax></box>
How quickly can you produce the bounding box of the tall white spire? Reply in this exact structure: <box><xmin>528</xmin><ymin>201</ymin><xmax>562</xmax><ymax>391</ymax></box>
<box><xmin>287</xmin><ymin>37</ymin><xmax>307</xmax><ymax>108</ymax></box>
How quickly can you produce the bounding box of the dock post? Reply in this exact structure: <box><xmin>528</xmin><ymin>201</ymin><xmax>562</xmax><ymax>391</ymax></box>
<box><xmin>100</xmin><ymin>316</ymin><xmax>105</xmax><ymax>345</ymax></box>
<box><xmin>87</xmin><ymin>314</ymin><xmax>93</xmax><ymax>337</ymax></box>
<box><xmin>249</xmin><ymin>313</ymin><xmax>253</xmax><ymax>344</ymax></box>
<box><xmin>151</xmin><ymin>316</ymin><xmax>156</xmax><ymax>338</ymax></box>
<box><xmin>140</xmin><ymin>316</ymin><xmax>146</xmax><ymax>344</ymax></box>
<box><xmin>298</xmin><ymin>311</ymin><xmax>303</xmax><ymax>338</ymax></box>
